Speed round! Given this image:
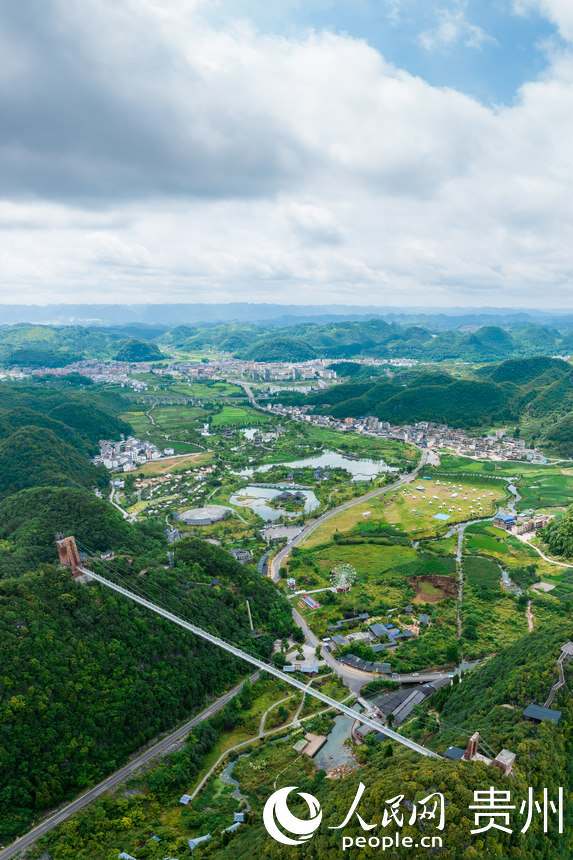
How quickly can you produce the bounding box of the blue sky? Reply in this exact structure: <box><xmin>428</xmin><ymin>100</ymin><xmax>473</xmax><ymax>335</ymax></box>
<box><xmin>214</xmin><ymin>0</ymin><xmax>562</xmax><ymax>103</ymax></box>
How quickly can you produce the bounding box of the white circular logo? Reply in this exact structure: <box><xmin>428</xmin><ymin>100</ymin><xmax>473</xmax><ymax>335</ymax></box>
<box><xmin>263</xmin><ymin>786</ymin><xmax>323</xmax><ymax>846</ymax></box>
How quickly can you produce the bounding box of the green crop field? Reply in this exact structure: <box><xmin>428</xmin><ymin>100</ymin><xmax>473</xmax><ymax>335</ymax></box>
<box><xmin>171</xmin><ymin>380</ymin><xmax>245</xmax><ymax>398</ymax></box>
<box><xmin>211</xmin><ymin>405</ymin><xmax>269</xmax><ymax>427</ymax></box>
<box><xmin>464</xmin><ymin>523</ymin><xmax>562</xmax><ymax>582</ymax></box>
<box><xmin>119</xmin><ymin>407</ymin><xmax>206</xmax><ymax>453</ymax></box>
<box><xmin>517</xmin><ymin>472</ymin><xmax>573</xmax><ymax>509</ymax></box>
<box><xmin>464</xmin><ymin>555</ymin><xmax>502</xmax><ymax>590</ymax></box>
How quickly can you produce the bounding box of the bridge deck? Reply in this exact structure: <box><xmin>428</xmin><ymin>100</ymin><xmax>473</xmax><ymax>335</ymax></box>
<box><xmin>81</xmin><ymin>568</ymin><xmax>441</xmax><ymax>760</ymax></box>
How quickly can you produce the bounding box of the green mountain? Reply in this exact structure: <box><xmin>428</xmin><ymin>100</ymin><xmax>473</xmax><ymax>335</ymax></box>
<box><xmin>0</xmin><ymin>538</ymin><xmax>293</xmax><ymax>841</ymax></box>
<box><xmin>486</xmin><ymin>356</ymin><xmax>570</xmax><ymax>385</ymax></box>
<box><xmin>113</xmin><ymin>338</ymin><xmax>164</xmax><ymax>362</ymax></box>
<box><xmin>0</xmin><ymin>427</ymin><xmax>107</xmax><ymax>500</ymax></box>
<box><xmin>0</xmin><ymin>383</ymin><xmax>131</xmax><ymax>501</ymax></box>
<box><xmin>242</xmin><ymin>336</ymin><xmax>318</xmax><ymax>362</ymax></box>
<box><xmin>0</xmin><ymin>486</ymin><xmax>163</xmax><ymax>578</ymax></box>
<box><xmin>540</xmin><ymin>504</ymin><xmax>573</xmax><ymax>559</ymax></box>
<box><xmin>0</xmin><ymin>324</ymin><xmax>129</xmax><ymax>367</ymax></box>
<box><xmin>275</xmin><ymin>357</ymin><xmax>573</xmax><ymax>431</ymax></box>
<box><xmin>296</xmin><ymin>372</ymin><xmax>515</xmax><ymax>428</ymax></box>
<box><xmin>3</xmin><ymin>319</ymin><xmax>573</xmax><ymax>366</ymax></box>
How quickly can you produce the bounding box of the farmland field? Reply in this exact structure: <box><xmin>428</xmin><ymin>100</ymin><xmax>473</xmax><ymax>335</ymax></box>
<box><xmin>463</xmin><ymin>555</ymin><xmax>502</xmax><ymax>590</ymax></box>
<box><xmin>464</xmin><ymin>523</ymin><xmax>562</xmax><ymax>582</ymax></box>
<box><xmin>211</xmin><ymin>405</ymin><xmax>270</xmax><ymax>427</ymax></box>
<box><xmin>133</xmin><ymin>451</ymin><xmax>212</xmax><ymax>476</ymax></box>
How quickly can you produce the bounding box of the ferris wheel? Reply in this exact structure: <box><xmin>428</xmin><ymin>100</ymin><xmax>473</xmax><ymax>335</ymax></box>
<box><xmin>330</xmin><ymin>563</ymin><xmax>357</xmax><ymax>593</ymax></box>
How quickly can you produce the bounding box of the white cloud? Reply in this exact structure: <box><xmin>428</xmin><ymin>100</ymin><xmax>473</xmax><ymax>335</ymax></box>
<box><xmin>1</xmin><ymin>0</ymin><xmax>573</xmax><ymax>306</ymax></box>
<box><xmin>514</xmin><ymin>1</ymin><xmax>573</xmax><ymax>42</ymax></box>
<box><xmin>419</xmin><ymin>2</ymin><xmax>498</xmax><ymax>52</ymax></box>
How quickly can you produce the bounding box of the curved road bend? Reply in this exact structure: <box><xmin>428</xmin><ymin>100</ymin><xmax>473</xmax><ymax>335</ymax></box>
<box><xmin>292</xmin><ymin>607</ymin><xmax>450</xmax><ymax>694</ymax></box>
<box><xmin>0</xmin><ymin>674</ymin><xmax>258</xmax><ymax>860</ymax></box>
<box><xmin>269</xmin><ymin>449</ymin><xmax>428</xmax><ymax>583</ymax></box>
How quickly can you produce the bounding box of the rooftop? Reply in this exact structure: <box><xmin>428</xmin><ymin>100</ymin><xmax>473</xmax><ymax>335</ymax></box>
<box><xmin>444</xmin><ymin>746</ymin><xmax>465</xmax><ymax>761</ymax></box>
<box><xmin>523</xmin><ymin>703</ymin><xmax>562</xmax><ymax>724</ymax></box>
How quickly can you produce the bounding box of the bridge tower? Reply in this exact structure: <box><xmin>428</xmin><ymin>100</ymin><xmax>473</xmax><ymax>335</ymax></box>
<box><xmin>55</xmin><ymin>534</ymin><xmax>84</xmax><ymax>579</ymax></box>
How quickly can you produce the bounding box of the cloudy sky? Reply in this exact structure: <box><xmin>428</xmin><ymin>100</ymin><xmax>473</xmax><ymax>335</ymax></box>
<box><xmin>2</xmin><ymin>0</ymin><xmax>573</xmax><ymax>307</ymax></box>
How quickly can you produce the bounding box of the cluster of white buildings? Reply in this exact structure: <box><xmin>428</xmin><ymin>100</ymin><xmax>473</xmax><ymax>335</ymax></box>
<box><xmin>94</xmin><ymin>437</ymin><xmax>175</xmax><ymax>471</ymax></box>
<box><xmin>27</xmin><ymin>359</ymin><xmax>150</xmax><ymax>390</ymax></box>
<box><xmin>264</xmin><ymin>404</ymin><xmax>547</xmax><ymax>464</ymax></box>
<box><xmin>168</xmin><ymin>355</ymin><xmax>336</xmax><ymax>381</ymax></box>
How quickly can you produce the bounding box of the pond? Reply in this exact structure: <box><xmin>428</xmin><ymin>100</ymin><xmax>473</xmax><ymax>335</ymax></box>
<box><xmin>220</xmin><ymin>757</ymin><xmax>251</xmax><ymax>812</ymax></box>
<box><xmin>229</xmin><ymin>485</ymin><xmax>320</xmax><ymax>522</ymax></box>
<box><xmin>257</xmin><ymin>450</ymin><xmax>397</xmax><ymax>482</ymax></box>
<box><xmin>313</xmin><ymin>705</ymin><xmax>362</xmax><ymax>771</ymax></box>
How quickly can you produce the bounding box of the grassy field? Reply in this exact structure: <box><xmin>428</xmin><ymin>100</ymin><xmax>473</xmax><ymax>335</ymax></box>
<box><xmin>303</xmin><ymin>477</ymin><xmax>506</xmax><ymax>548</ymax></box>
<box><xmin>461</xmin><ymin>589</ymin><xmax>529</xmax><ymax>658</ymax></box>
<box><xmin>133</xmin><ymin>451</ymin><xmax>212</xmax><ymax>476</ymax></box>
<box><xmin>436</xmin><ymin>454</ymin><xmax>544</xmax><ymax>475</ymax></box>
<box><xmin>431</xmin><ymin>455</ymin><xmax>573</xmax><ymax>510</ymax></box>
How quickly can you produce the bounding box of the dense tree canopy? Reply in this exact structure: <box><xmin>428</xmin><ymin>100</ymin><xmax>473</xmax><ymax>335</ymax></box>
<box><xmin>0</xmin><ymin>538</ymin><xmax>294</xmax><ymax>841</ymax></box>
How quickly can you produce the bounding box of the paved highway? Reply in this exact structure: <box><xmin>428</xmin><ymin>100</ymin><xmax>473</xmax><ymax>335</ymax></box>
<box><xmin>0</xmin><ymin>674</ymin><xmax>258</xmax><ymax>860</ymax></box>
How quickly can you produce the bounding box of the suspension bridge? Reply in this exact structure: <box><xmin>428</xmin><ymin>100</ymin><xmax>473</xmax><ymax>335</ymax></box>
<box><xmin>56</xmin><ymin>534</ymin><xmax>442</xmax><ymax>760</ymax></box>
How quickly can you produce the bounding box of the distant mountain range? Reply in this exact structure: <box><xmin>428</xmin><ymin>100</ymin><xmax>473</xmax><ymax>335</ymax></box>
<box><xmin>2</xmin><ymin>317</ymin><xmax>573</xmax><ymax>369</ymax></box>
<box><xmin>3</xmin><ymin>302</ymin><xmax>573</xmax><ymax>328</ymax></box>
<box><xmin>159</xmin><ymin>319</ymin><xmax>573</xmax><ymax>363</ymax></box>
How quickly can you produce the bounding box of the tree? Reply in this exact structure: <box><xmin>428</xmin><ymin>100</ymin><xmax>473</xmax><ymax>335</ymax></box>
<box><xmin>240</xmin><ymin>678</ymin><xmax>253</xmax><ymax>710</ymax></box>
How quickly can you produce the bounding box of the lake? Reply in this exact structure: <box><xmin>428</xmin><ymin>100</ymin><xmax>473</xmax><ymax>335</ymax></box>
<box><xmin>257</xmin><ymin>450</ymin><xmax>397</xmax><ymax>482</ymax></box>
<box><xmin>229</xmin><ymin>485</ymin><xmax>320</xmax><ymax>521</ymax></box>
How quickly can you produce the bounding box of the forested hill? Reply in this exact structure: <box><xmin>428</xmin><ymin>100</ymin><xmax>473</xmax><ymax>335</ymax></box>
<box><xmin>0</xmin><ymin>538</ymin><xmax>294</xmax><ymax>842</ymax></box>
<box><xmin>3</xmin><ymin>317</ymin><xmax>573</xmax><ymax>365</ymax></box>
<box><xmin>0</xmin><ymin>486</ymin><xmax>165</xmax><ymax>578</ymax></box>
<box><xmin>540</xmin><ymin>505</ymin><xmax>573</xmax><ymax>559</ymax></box>
<box><xmin>204</xmin><ymin>623</ymin><xmax>573</xmax><ymax>860</ymax></box>
<box><xmin>0</xmin><ymin>324</ymin><xmax>162</xmax><ymax>367</ymax></box>
<box><xmin>0</xmin><ymin>380</ymin><xmax>130</xmax><ymax>499</ymax></box>
<box><xmin>156</xmin><ymin>319</ymin><xmax>573</xmax><ymax>362</ymax></box>
<box><xmin>279</xmin><ymin>357</ymin><xmax>573</xmax><ymax>433</ymax></box>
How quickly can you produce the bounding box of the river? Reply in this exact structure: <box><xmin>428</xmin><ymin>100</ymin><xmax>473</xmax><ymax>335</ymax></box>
<box><xmin>313</xmin><ymin>705</ymin><xmax>362</xmax><ymax>771</ymax></box>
